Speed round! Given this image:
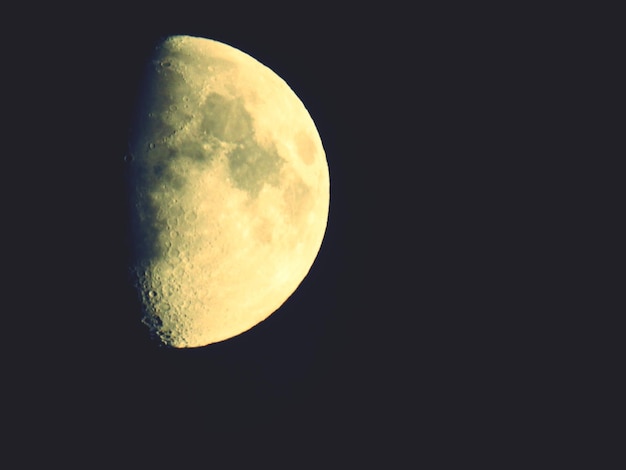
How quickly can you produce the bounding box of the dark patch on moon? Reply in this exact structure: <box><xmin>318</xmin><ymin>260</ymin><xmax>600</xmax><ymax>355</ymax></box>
<box><xmin>202</xmin><ymin>94</ymin><xmax>254</xmax><ymax>142</ymax></box>
<box><xmin>228</xmin><ymin>141</ymin><xmax>282</xmax><ymax>197</ymax></box>
<box><xmin>201</xmin><ymin>92</ymin><xmax>283</xmax><ymax>197</ymax></box>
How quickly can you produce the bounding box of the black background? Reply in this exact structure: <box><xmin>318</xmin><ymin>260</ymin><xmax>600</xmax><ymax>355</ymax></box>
<box><xmin>6</xmin><ymin>2</ymin><xmax>599</xmax><ymax>465</ymax></box>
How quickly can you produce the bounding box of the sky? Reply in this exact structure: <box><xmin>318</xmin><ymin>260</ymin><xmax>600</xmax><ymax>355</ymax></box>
<box><xmin>5</xmin><ymin>3</ymin><xmax>579</xmax><ymax>463</ymax></box>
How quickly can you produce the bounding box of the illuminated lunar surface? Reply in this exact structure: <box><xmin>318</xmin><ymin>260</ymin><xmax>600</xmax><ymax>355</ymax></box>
<box><xmin>127</xmin><ymin>35</ymin><xmax>329</xmax><ymax>348</ymax></box>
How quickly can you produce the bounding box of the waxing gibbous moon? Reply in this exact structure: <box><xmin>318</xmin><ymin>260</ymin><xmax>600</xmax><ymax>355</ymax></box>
<box><xmin>127</xmin><ymin>35</ymin><xmax>329</xmax><ymax>348</ymax></box>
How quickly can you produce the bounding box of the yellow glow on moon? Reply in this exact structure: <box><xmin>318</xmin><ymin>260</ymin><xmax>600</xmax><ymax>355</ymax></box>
<box><xmin>128</xmin><ymin>35</ymin><xmax>329</xmax><ymax>348</ymax></box>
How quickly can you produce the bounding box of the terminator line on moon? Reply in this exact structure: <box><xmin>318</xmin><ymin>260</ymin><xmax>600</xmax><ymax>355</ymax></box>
<box><xmin>127</xmin><ymin>35</ymin><xmax>330</xmax><ymax>348</ymax></box>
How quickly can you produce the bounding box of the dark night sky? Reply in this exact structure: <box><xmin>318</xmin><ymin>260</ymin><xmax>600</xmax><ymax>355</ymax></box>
<box><xmin>6</xmin><ymin>2</ymin><xmax>591</xmax><ymax>464</ymax></box>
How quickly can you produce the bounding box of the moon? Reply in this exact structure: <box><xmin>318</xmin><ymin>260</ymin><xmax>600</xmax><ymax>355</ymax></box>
<box><xmin>127</xmin><ymin>35</ymin><xmax>330</xmax><ymax>348</ymax></box>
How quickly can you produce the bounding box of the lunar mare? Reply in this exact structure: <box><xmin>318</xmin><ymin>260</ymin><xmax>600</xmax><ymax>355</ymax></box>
<box><xmin>127</xmin><ymin>36</ymin><xmax>329</xmax><ymax>348</ymax></box>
